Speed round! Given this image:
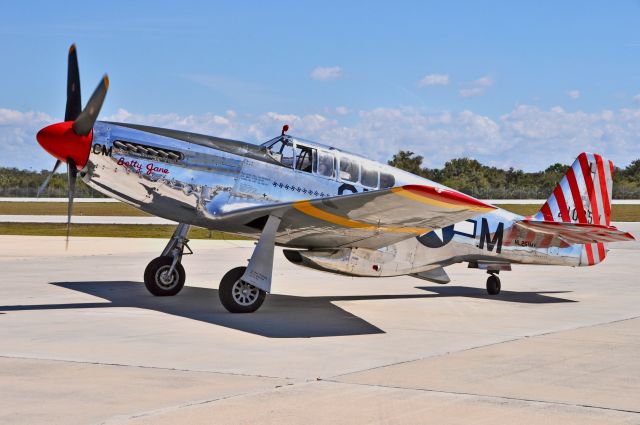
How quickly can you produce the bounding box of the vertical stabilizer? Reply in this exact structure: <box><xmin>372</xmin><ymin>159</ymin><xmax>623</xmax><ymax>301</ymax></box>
<box><xmin>534</xmin><ymin>153</ymin><xmax>614</xmax><ymax>265</ymax></box>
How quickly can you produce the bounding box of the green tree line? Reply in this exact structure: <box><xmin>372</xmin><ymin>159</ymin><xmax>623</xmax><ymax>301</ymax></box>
<box><xmin>388</xmin><ymin>151</ymin><xmax>640</xmax><ymax>199</ymax></box>
<box><xmin>0</xmin><ymin>168</ymin><xmax>106</xmax><ymax>197</ymax></box>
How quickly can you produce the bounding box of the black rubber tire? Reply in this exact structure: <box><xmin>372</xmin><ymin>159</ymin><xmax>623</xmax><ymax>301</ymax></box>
<box><xmin>486</xmin><ymin>274</ymin><xmax>501</xmax><ymax>295</ymax></box>
<box><xmin>143</xmin><ymin>256</ymin><xmax>186</xmax><ymax>296</ymax></box>
<box><xmin>219</xmin><ymin>266</ymin><xmax>266</xmax><ymax>313</ymax></box>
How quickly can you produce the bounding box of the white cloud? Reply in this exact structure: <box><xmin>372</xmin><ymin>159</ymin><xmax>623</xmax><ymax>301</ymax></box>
<box><xmin>474</xmin><ymin>76</ymin><xmax>494</xmax><ymax>87</ymax></box>
<box><xmin>3</xmin><ymin>104</ymin><xmax>640</xmax><ymax>172</ymax></box>
<box><xmin>459</xmin><ymin>75</ymin><xmax>494</xmax><ymax>98</ymax></box>
<box><xmin>418</xmin><ymin>74</ymin><xmax>450</xmax><ymax>87</ymax></box>
<box><xmin>335</xmin><ymin>106</ymin><xmax>350</xmax><ymax>115</ymax></box>
<box><xmin>250</xmin><ymin>112</ymin><xmax>335</xmax><ymax>141</ymax></box>
<box><xmin>459</xmin><ymin>87</ymin><xmax>485</xmax><ymax>98</ymax></box>
<box><xmin>567</xmin><ymin>90</ymin><xmax>581</xmax><ymax>99</ymax></box>
<box><xmin>632</xmin><ymin>94</ymin><xmax>640</xmax><ymax>104</ymax></box>
<box><xmin>0</xmin><ymin>108</ymin><xmax>53</xmax><ymax>126</ymax></box>
<box><xmin>103</xmin><ymin>108</ymin><xmax>237</xmax><ymax>137</ymax></box>
<box><xmin>0</xmin><ymin>108</ymin><xmax>56</xmax><ymax>170</ymax></box>
<box><xmin>310</xmin><ymin>66</ymin><xmax>342</xmax><ymax>81</ymax></box>
<box><xmin>498</xmin><ymin>105</ymin><xmax>635</xmax><ymax>168</ymax></box>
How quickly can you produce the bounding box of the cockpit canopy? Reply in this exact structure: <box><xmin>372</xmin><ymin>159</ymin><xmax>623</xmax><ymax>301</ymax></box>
<box><xmin>261</xmin><ymin>135</ymin><xmax>395</xmax><ymax>189</ymax></box>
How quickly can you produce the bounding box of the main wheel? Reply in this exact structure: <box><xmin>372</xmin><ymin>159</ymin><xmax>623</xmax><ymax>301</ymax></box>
<box><xmin>486</xmin><ymin>274</ymin><xmax>501</xmax><ymax>295</ymax></box>
<box><xmin>219</xmin><ymin>266</ymin><xmax>266</xmax><ymax>313</ymax></box>
<box><xmin>144</xmin><ymin>256</ymin><xmax>186</xmax><ymax>296</ymax></box>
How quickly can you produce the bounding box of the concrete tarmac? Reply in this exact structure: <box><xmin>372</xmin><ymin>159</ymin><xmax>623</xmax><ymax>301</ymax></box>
<box><xmin>0</xmin><ymin>224</ymin><xmax>639</xmax><ymax>424</ymax></box>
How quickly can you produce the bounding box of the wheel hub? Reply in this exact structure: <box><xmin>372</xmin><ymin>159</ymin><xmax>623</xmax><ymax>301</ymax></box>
<box><xmin>156</xmin><ymin>266</ymin><xmax>177</xmax><ymax>289</ymax></box>
<box><xmin>232</xmin><ymin>280</ymin><xmax>259</xmax><ymax>306</ymax></box>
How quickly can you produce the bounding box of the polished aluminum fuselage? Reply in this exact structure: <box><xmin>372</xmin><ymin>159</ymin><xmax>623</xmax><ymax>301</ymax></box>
<box><xmin>82</xmin><ymin>122</ymin><xmax>584</xmax><ymax>278</ymax></box>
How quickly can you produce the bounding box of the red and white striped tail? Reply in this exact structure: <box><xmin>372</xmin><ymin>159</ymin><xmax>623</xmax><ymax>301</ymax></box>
<box><xmin>534</xmin><ymin>152</ymin><xmax>614</xmax><ymax>266</ymax></box>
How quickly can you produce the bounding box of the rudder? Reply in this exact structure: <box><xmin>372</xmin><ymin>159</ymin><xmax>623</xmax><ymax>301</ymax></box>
<box><xmin>534</xmin><ymin>152</ymin><xmax>614</xmax><ymax>265</ymax></box>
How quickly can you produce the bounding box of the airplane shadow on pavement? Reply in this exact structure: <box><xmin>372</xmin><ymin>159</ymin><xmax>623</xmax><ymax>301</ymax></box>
<box><xmin>0</xmin><ymin>281</ymin><xmax>576</xmax><ymax>338</ymax></box>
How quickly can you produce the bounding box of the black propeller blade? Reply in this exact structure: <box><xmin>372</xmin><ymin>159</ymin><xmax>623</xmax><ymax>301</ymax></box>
<box><xmin>36</xmin><ymin>159</ymin><xmax>62</xmax><ymax>198</ymax></box>
<box><xmin>38</xmin><ymin>44</ymin><xmax>84</xmax><ymax>197</ymax></box>
<box><xmin>36</xmin><ymin>44</ymin><xmax>109</xmax><ymax>247</ymax></box>
<box><xmin>72</xmin><ymin>75</ymin><xmax>109</xmax><ymax>136</ymax></box>
<box><xmin>65</xmin><ymin>44</ymin><xmax>82</xmax><ymax>122</ymax></box>
<box><xmin>66</xmin><ymin>158</ymin><xmax>78</xmax><ymax>249</ymax></box>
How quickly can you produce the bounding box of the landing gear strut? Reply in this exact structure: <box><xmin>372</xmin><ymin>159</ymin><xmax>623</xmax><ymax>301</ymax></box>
<box><xmin>144</xmin><ymin>223</ymin><xmax>192</xmax><ymax>296</ymax></box>
<box><xmin>486</xmin><ymin>271</ymin><xmax>501</xmax><ymax>295</ymax></box>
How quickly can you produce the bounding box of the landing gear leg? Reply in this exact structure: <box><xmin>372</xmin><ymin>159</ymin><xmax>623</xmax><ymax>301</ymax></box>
<box><xmin>219</xmin><ymin>215</ymin><xmax>280</xmax><ymax>313</ymax></box>
<box><xmin>144</xmin><ymin>223</ymin><xmax>192</xmax><ymax>296</ymax></box>
<box><xmin>486</xmin><ymin>271</ymin><xmax>501</xmax><ymax>295</ymax></box>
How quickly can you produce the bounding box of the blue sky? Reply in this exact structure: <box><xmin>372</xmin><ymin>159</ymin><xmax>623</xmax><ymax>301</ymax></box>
<box><xmin>2</xmin><ymin>0</ymin><xmax>640</xmax><ymax>171</ymax></box>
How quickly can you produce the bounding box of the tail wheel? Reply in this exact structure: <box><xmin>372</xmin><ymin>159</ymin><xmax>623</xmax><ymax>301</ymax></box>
<box><xmin>144</xmin><ymin>256</ymin><xmax>185</xmax><ymax>296</ymax></box>
<box><xmin>219</xmin><ymin>266</ymin><xmax>266</xmax><ymax>313</ymax></box>
<box><xmin>486</xmin><ymin>274</ymin><xmax>501</xmax><ymax>295</ymax></box>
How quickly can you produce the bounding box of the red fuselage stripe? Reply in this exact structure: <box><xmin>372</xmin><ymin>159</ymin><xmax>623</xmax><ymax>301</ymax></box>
<box><xmin>540</xmin><ymin>202</ymin><xmax>554</xmax><ymax>221</ymax></box>
<box><xmin>553</xmin><ymin>185</ymin><xmax>570</xmax><ymax>222</ymax></box>
<box><xmin>566</xmin><ymin>167</ymin><xmax>588</xmax><ymax>223</ymax></box>
<box><xmin>595</xmin><ymin>155</ymin><xmax>611</xmax><ymax>226</ymax></box>
<box><xmin>566</xmin><ymin>167</ymin><xmax>593</xmax><ymax>264</ymax></box>
<box><xmin>578</xmin><ymin>154</ymin><xmax>599</xmax><ymax>225</ymax></box>
<box><xmin>578</xmin><ymin>153</ymin><xmax>602</xmax><ymax>263</ymax></box>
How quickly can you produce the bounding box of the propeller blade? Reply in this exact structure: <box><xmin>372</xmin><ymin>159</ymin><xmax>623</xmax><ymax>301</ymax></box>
<box><xmin>65</xmin><ymin>44</ymin><xmax>82</xmax><ymax>122</ymax></box>
<box><xmin>36</xmin><ymin>159</ymin><xmax>62</xmax><ymax>198</ymax></box>
<box><xmin>72</xmin><ymin>74</ymin><xmax>109</xmax><ymax>136</ymax></box>
<box><xmin>66</xmin><ymin>158</ymin><xmax>78</xmax><ymax>249</ymax></box>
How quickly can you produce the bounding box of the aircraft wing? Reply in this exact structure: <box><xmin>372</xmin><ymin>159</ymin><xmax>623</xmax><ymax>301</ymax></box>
<box><xmin>230</xmin><ymin>185</ymin><xmax>495</xmax><ymax>249</ymax></box>
<box><xmin>512</xmin><ymin>220</ymin><xmax>635</xmax><ymax>246</ymax></box>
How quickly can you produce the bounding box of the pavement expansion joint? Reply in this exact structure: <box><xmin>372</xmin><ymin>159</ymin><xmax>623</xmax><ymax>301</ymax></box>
<box><xmin>328</xmin><ymin>336</ymin><xmax>524</xmax><ymax>380</ymax></box>
<box><xmin>101</xmin><ymin>390</ymin><xmax>268</xmax><ymax>425</ymax></box>
<box><xmin>328</xmin><ymin>313</ymin><xmax>640</xmax><ymax>381</ymax></box>
<box><xmin>0</xmin><ymin>354</ymin><xmax>292</xmax><ymax>381</ymax></box>
<box><xmin>100</xmin><ymin>381</ymin><xmax>307</xmax><ymax>425</ymax></box>
<box><xmin>321</xmin><ymin>380</ymin><xmax>640</xmax><ymax>415</ymax></box>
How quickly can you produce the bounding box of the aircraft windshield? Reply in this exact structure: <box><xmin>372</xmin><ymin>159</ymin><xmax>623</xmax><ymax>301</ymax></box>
<box><xmin>263</xmin><ymin>135</ymin><xmax>316</xmax><ymax>173</ymax></box>
<box><xmin>264</xmin><ymin>136</ymin><xmax>295</xmax><ymax>167</ymax></box>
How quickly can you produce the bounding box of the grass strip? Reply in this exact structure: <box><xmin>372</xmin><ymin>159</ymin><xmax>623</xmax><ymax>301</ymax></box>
<box><xmin>0</xmin><ymin>223</ymin><xmax>249</xmax><ymax>239</ymax></box>
<box><xmin>0</xmin><ymin>202</ymin><xmax>151</xmax><ymax>216</ymax></box>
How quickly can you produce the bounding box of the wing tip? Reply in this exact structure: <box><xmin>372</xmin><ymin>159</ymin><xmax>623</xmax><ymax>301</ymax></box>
<box><xmin>399</xmin><ymin>185</ymin><xmax>495</xmax><ymax>210</ymax></box>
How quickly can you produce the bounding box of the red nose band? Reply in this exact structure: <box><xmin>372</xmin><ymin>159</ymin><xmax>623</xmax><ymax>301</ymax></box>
<box><xmin>36</xmin><ymin>121</ymin><xmax>93</xmax><ymax>169</ymax></box>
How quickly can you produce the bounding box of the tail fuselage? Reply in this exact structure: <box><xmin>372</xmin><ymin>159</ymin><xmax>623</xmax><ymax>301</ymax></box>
<box><xmin>288</xmin><ymin>207</ymin><xmax>584</xmax><ymax>278</ymax></box>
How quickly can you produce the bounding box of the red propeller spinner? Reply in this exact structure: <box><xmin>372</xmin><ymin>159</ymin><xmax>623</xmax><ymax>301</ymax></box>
<box><xmin>36</xmin><ymin>121</ymin><xmax>93</xmax><ymax>169</ymax></box>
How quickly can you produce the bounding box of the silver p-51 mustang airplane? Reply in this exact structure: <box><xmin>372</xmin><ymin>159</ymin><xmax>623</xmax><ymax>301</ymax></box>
<box><xmin>35</xmin><ymin>45</ymin><xmax>635</xmax><ymax>313</ymax></box>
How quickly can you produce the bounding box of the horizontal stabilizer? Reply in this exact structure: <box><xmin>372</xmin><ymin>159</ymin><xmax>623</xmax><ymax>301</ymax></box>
<box><xmin>516</xmin><ymin>220</ymin><xmax>635</xmax><ymax>245</ymax></box>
